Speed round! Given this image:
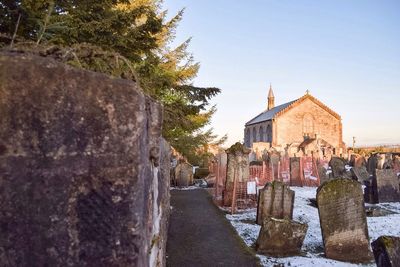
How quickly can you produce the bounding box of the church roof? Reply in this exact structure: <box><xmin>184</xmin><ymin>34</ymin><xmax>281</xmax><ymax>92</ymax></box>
<box><xmin>245</xmin><ymin>93</ymin><xmax>341</xmax><ymax>126</ymax></box>
<box><xmin>245</xmin><ymin>100</ymin><xmax>297</xmax><ymax>126</ymax></box>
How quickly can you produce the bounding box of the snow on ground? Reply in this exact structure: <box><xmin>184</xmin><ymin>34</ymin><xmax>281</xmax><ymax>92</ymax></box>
<box><xmin>170</xmin><ymin>186</ymin><xmax>201</xmax><ymax>191</ymax></box>
<box><xmin>225</xmin><ymin>186</ymin><xmax>400</xmax><ymax>267</ymax></box>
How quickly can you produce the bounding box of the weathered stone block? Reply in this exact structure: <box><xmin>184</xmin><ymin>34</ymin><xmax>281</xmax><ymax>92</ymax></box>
<box><xmin>255</xmin><ymin>218</ymin><xmax>308</xmax><ymax>256</ymax></box>
<box><xmin>256</xmin><ymin>181</ymin><xmax>294</xmax><ymax>225</ymax></box>
<box><xmin>0</xmin><ymin>53</ymin><xmax>169</xmax><ymax>267</ymax></box>
<box><xmin>374</xmin><ymin>169</ymin><xmax>400</xmax><ymax>203</ymax></box>
<box><xmin>372</xmin><ymin>236</ymin><xmax>400</xmax><ymax>267</ymax></box>
<box><xmin>317</xmin><ymin>178</ymin><xmax>372</xmax><ymax>263</ymax></box>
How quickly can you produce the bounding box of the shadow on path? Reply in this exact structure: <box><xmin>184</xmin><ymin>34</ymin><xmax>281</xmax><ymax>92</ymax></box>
<box><xmin>166</xmin><ymin>189</ymin><xmax>259</xmax><ymax>267</ymax></box>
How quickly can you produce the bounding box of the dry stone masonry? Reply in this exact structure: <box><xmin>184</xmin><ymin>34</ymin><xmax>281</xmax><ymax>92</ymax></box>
<box><xmin>0</xmin><ymin>53</ymin><xmax>170</xmax><ymax>267</ymax></box>
<box><xmin>256</xmin><ymin>181</ymin><xmax>294</xmax><ymax>225</ymax></box>
<box><xmin>316</xmin><ymin>178</ymin><xmax>372</xmax><ymax>263</ymax></box>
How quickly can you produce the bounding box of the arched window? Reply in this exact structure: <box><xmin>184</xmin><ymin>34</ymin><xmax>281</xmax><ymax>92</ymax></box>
<box><xmin>253</xmin><ymin>127</ymin><xmax>257</xmax><ymax>142</ymax></box>
<box><xmin>245</xmin><ymin>128</ymin><xmax>251</xmax><ymax>147</ymax></box>
<box><xmin>266</xmin><ymin>125</ymin><xmax>272</xmax><ymax>143</ymax></box>
<box><xmin>259</xmin><ymin>126</ymin><xmax>264</xmax><ymax>142</ymax></box>
<box><xmin>303</xmin><ymin>114</ymin><xmax>314</xmax><ymax>137</ymax></box>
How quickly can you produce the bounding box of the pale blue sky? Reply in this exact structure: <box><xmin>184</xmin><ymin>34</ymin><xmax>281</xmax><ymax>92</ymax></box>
<box><xmin>163</xmin><ymin>0</ymin><xmax>400</xmax><ymax>147</ymax></box>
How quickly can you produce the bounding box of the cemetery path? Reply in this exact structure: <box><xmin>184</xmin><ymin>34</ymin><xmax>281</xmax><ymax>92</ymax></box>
<box><xmin>166</xmin><ymin>189</ymin><xmax>260</xmax><ymax>267</ymax></box>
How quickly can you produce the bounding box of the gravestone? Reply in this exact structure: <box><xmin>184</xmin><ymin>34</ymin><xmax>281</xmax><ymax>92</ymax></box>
<box><xmin>350</xmin><ymin>154</ymin><xmax>367</xmax><ymax>168</ymax></box>
<box><xmin>372</xmin><ymin>236</ymin><xmax>400</xmax><ymax>267</ymax></box>
<box><xmin>175</xmin><ymin>161</ymin><xmax>194</xmax><ymax>187</ymax></box>
<box><xmin>317</xmin><ymin>179</ymin><xmax>372</xmax><ymax>263</ymax></box>
<box><xmin>255</xmin><ymin>218</ymin><xmax>308</xmax><ymax>256</ymax></box>
<box><xmin>351</xmin><ymin>166</ymin><xmax>370</xmax><ymax>183</ymax></box>
<box><xmin>374</xmin><ymin>169</ymin><xmax>400</xmax><ymax>203</ymax></box>
<box><xmin>318</xmin><ymin>164</ymin><xmax>329</xmax><ymax>184</ymax></box>
<box><xmin>0</xmin><ymin>53</ymin><xmax>169</xmax><ymax>266</ymax></box>
<box><xmin>223</xmin><ymin>142</ymin><xmax>251</xmax><ymax>206</ymax></box>
<box><xmin>367</xmin><ymin>154</ymin><xmax>379</xmax><ymax>175</ymax></box>
<box><xmin>0</xmin><ymin>53</ymin><xmax>170</xmax><ymax>266</ymax></box>
<box><xmin>256</xmin><ymin>181</ymin><xmax>294</xmax><ymax>225</ymax></box>
<box><xmin>329</xmin><ymin>157</ymin><xmax>346</xmax><ymax>177</ymax></box>
<box><xmin>290</xmin><ymin>157</ymin><xmax>301</xmax><ymax>186</ymax></box>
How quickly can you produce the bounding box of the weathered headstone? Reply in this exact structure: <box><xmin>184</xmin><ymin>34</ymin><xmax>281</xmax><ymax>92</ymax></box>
<box><xmin>372</xmin><ymin>236</ymin><xmax>400</xmax><ymax>267</ymax></box>
<box><xmin>374</xmin><ymin>169</ymin><xmax>400</xmax><ymax>203</ymax></box>
<box><xmin>318</xmin><ymin>164</ymin><xmax>329</xmax><ymax>184</ymax></box>
<box><xmin>350</xmin><ymin>154</ymin><xmax>367</xmax><ymax>168</ymax></box>
<box><xmin>367</xmin><ymin>154</ymin><xmax>379</xmax><ymax>175</ymax></box>
<box><xmin>255</xmin><ymin>218</ymin><xmax>308</xmax><ymax>256</ymax></box>
<box><xmin>317</xmin><ymin>179</ymin><xmax>372</xmax><ymax>263</ymax></box>
<box><xmin>175</xmin><ymin>161</ymin><xmax>194</xmax><ymax>187</ymax></box>
<box><xmin>329</xmin><ymin>157</ymin><xmax>346</xmax><ymax>177</ymax></box>
<box><xmin>351</xmin><ymin>166</ymin><xmax>370</xmax><ymax>183</ymax></box>
<box><xmin>290</xmin><ymin>157</ymin><xmax>301</xmax><ymax>186</ymax></box>
<box><xmin>223</xmin><ymin>142</ymin><xmax>251</xmax><ymax>206</ymax></box>
<box><xmin>0</xmin><ymin>53</ymin><xmax>170</xmax><ymax>266</ymax></box>
<box><xmin>256</xmin><ymin>181</ymin><xmax>294</xmax><ymax>225</ymax></box>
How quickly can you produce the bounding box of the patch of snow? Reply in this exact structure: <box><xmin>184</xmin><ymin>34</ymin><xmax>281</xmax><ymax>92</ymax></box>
<box><xmin>225</xmin><ymin>186</ymin><xmax>399</xmax><ymax>267</ymax></box>
<box><xmin>170</xmin><ymin>186</ymin><xmax>201</xmax><ymax>191</ymax></box>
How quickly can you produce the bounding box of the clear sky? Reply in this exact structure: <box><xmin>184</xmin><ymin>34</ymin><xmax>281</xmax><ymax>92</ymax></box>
<box><xmin>163</xmin><ymin>0</ymin><xmax>400</xmax><ymax>147</ymax></box>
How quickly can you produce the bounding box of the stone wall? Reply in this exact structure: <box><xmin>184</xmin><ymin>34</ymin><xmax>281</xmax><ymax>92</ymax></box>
<box><xmin>0</xmin><ymin>53</ymin><xmax>170</xmax><ymax>266</ymax></box>
<box><xmin>275</xmin><ymin>98</ymin><xmax>342</xmax><ymax>151</ymax></box>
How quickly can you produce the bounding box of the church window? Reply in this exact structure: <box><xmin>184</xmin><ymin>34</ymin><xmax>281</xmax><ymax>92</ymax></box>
<box><xmin>266</xmin><ymin>125</ymin><xmax>272</xmax><ymax>142</ymax></box>
<box><xmin>253</xmin><ymin>127</ymin><xmax>257</xmax><ymax>142</ymax></box>
<box><xmin>246</xmin><ymin>128</ymin><xmax>250</xmax><ymax>147</ymax></box>
<box><xmin>259</xmin><ymin>126</ymin><xmax>264</xmax><ymax>142</ymax></box>
<box><xmin>303</xmin><ymin>114</ymin><xmax>314</xmax><ymax>137</ymax></box>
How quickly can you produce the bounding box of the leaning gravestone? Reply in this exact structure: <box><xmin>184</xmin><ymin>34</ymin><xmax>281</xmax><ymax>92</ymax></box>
<box><xmin>256</xmin><ymin>181</ymin><xmax>294</xmax><ymax>225</ymax></box>
<box><xmin>317</xmin><ymin>179</ymin><xmax>372</xmax><ymax>263</ymax></box>
<box><xmin>372</xmin><ymin>236</ymin><xmax>400</xmax><ymax>267</ymax></box>
<box><xmin>329</xmin><ymin>157</ymin><xmax>346</xmax><ymax>177</ymax></box>
<box><xmin>374</xmin><ymin>169</ymin><xmax>400</xmax><ymax>203</ymax></box>
<box><xmin>255</xmin><ymin>218</ymin><xmax>308</xmax><ymax>256</ymax></box>
<box><xmin>0</xmin><ymin>53</ymin><xmax>170</xmax><ymax>266</ymax></box>
<box><xmin>351</xmin><ymin>166</ymin><xmax>370</xmax><ymax>183</ymax></box>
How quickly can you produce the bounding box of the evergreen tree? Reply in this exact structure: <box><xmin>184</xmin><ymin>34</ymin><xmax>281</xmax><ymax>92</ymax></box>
<box><xmin>0</xmin><ymin>0</ymin><xmax>225</xmax><ymax>165</ymax></box>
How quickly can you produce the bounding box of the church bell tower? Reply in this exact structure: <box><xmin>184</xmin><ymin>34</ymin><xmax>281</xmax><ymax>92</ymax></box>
<box><xmin>267</xmin><ymin>84</ymin><xmax>275</xmax><ymax>110</ymax></box>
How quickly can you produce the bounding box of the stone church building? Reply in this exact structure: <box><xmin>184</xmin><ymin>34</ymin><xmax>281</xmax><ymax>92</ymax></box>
<box><xmin>244</xmin><ymin>85</ymin><xmax>346</xmax><ymax>157</ymax></box>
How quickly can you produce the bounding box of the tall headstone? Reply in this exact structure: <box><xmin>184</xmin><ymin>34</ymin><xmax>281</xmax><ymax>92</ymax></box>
<box><xmin>374</xmin><ymin>169</ymin><xmax>400</xmax><ymax>203</ymax></box>
<box><xmin>290</xmin><ymin>157</ymin><xmax>301</xmax><ymax>186</ymax></box>
<box><xmin>317</xmin><ymin>179</ymin><xmax>372</xmax><ymax>263</ymax></box>
<box><xmin>223</xmin><ymin>143</ymin><xmax>251</xmax><ymax>206</ymax></box>
<box><xmin>329</xmin><ymin>157</ymin><xmax>346</xmax><ymax>177</ymax></box>
<box><xmin>256</xmin><ymin>181</ymin><xmax>294</xmax><ymax>225</ymax></box>
<box><xmin>0</xmin><ymin>53</ymin><xmax>169</xmax><ymax>266</ymax></box>
<box><xmin>372</xmin><ymin>236</ymin><xmax>400</xmax><ymax>267</ymax></box>
<box><xmin>318</xmin><ymin>164</ymin><xmax>329</xmax><ymax>184</ymax></box>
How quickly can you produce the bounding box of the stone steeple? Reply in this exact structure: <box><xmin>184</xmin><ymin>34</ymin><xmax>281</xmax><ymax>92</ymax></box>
<box><xmin>267</xmin><ymin>83</ymin><xmax>275</xmax><ymax>110</ymax></box>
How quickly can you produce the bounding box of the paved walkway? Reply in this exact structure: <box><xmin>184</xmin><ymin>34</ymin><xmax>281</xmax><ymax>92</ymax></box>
<box><xmin>166</xmin><ymin>189</ymin><xmax>259</xmax><ymax>267</ymax></box>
